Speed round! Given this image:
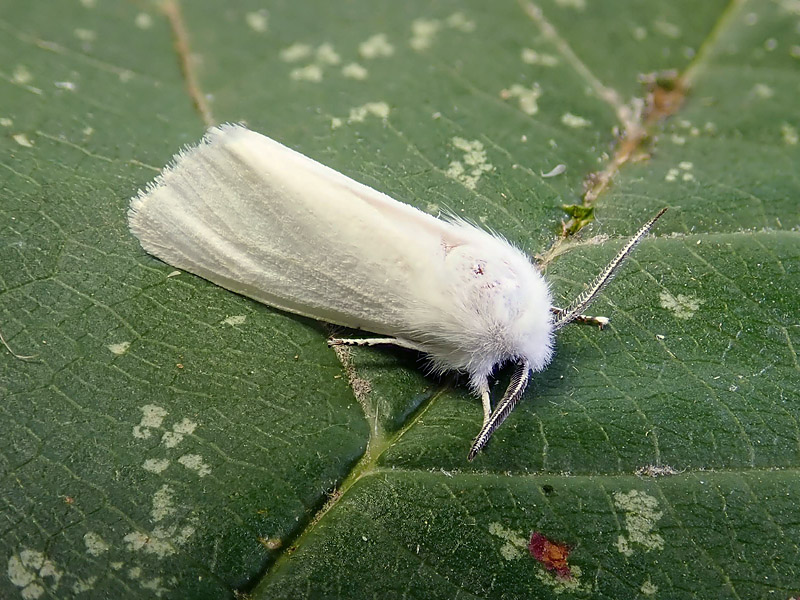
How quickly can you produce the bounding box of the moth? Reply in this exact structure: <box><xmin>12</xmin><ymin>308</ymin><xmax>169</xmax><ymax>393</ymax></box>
<box><xmin>128</xmin><ymin>124</ymin><xmax>666</xmax><ymax>459</ymax></box>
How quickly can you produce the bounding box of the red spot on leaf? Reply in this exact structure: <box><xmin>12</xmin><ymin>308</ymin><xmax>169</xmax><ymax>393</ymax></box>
<box><xmin>529</xmin><ymin>532</ymin><xmax>572</xmax><ymax>578</ymax></box>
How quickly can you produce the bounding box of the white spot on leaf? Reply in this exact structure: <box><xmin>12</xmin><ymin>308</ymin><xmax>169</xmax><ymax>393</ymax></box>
<box><xmin>446</xmin><ymin>137</ymin><xmax>493</xmax><ymax>190</ymax></box>
<box><xmin>781</xmin><ymin>123</ymin><xmax>798</xmax><ymax>145</ymax></box>
<box><xmin>151</xmin><ymin>484</ymin><xmax>176</xmax><ymax>522</ymax></box>
<box><xmin>315</xmin><ymin>43</ymin><xmax>340</xmax><ymax>65</ymax></box>
<box><xmin>445</xmin><ymin>12</ymin><xmax>475</xmax><ymax>32</ymax></box>
<box><xmin>752</xmin><ymin>83</ymin><xmax>774</xmax><ymax>99</ymax></box>
<box><xmin>488</xmin><ymin>522</ymin><xmax>527</xmax><ymax>560</ymax></box>
<box><xmin>178</xmin><ymin>454</ymin><xmax>212</xmax><ymax>477</ymax></box>
<box><xmin>290</xmin><ymin>64</ymin><xmax>323</xmax><ymax>82</ymax></box>
<box><xmin>500</xmin><ymin>83</ymin><xmax>541</xmax><ymax>115</ymax></box>
<box><xmin>135</xmin><ymin>13</ymin><xmax>153</xmax><ymax>29</ymax></box>
<box><xmin>641</xmin><ymin>577</ymin><xmax>658</xmax><ymax>595</ymax></box>
<box><xmin>561</xmin><ymin>112</ymin><xmax>591</xmax><ymax>128</ymax></box>
<box><xmin>359</xmin><ymin>33</ymin><xmax>394</xmax><ymax>59</ymax></box>
<box><xmin>410</xmin><ymin>19</ymin><xmax>440</xmax><ymax>51</ymax></box>
<box><xmin>108</xmin><ymin>341</ymin><xmax>130</xmax><ymax>355</ymax></box>
<box><xmin>222</xmin><ymin>315</ymin><xmax>246</xmax><ymax>326</ymax></box>
<box><xmin>7</xmin><ymin>550</ymin><xmax>62</xmax><ymax>599</ymax></box>
<box><xmin>245</xmin><ymin>9</ymin><xmax>269</xmax><ymax>33</ymax></box>
<box><xmin>280</xmin><ymin>43</ymin><xmax>312</xmax><ymax>62</ymax></box>
<box><xmin>342</xmin><ymin>62</ymin><xmax>368</xmax><ymax>80</ymax></box>
<box><xmin>142</xmin><ymin>458</ymin><xmax>170</xmax><ymax>474</ymax></box>
<box><xmin>161</xmin><ymin>417</ymin><xmax>197</xmax><ymax>448</ymax></box>
<box><xmin>660</xmin><ymin>290</ymin><xmax>703</xmax><ymax>319</ymax></box>
<box><xmin>83</xmin><ymin>532</ymin><xmax>110</xmax><ymax>556</ymax></box>
<box><xmin>614</xmin><ymin>490</ymin><xmax>665</xmax><ymax>555</ymax></box>
<box><xmin>133</xmin><ymin>405</ymin><xmax>168</xmax><ymax>439</ymax></box>
<box><xmin>13</xmin><ymin>65</ymin><xmax>32</xmax><ymax>84</ymax></box>
<box><xmin>521</xmin><ymin>48</ymin><xmax>558</xmax><ymax>66</ymax></box>
<box><xmin>54</xmin><ymin>81</ymin><xmax>77</xmax><ymax>91</ymax></box>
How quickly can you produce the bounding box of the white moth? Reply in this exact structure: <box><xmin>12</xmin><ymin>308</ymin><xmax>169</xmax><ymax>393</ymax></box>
<box><xmin>128</xmin><ymin>124</ymin><xmax>666</xmax><ymax>460</ymax></box>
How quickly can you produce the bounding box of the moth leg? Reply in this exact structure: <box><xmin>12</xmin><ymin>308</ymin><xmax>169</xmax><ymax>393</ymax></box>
<box><xmin>550</xmin><ymin>306</ymin><xmax>609</xmax><ymax>328</ymax></box>
<box><xmin>476</xmin><ymin>378</ymin><xmax>492</xmax><ymax>426</ymax></box>
<box><xmin>328</xmin><ymin>337</ymin><xmax>425</xmax><ymax>352</ymax></box>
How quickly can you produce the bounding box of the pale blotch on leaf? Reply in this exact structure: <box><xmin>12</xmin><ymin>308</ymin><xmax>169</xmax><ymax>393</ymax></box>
<box><xmin>500</xmin><ymin>83</ymin><xmax>542</xmax><ymax>115</ymax></box>
<box><xmin>133</xmin><ymin>404</ymin><xmax>168</xmax><ymax>439</ymax></box>
<box><xmin>342</xmin><ymin>62</ymin><xmax>368</xmax><ymax>80</ymax></box>
<box><xmin>142</xmin><ymin>458</ymin><xmax>170</xmax><ymax>474</ymax></box>
<box><xmin>0</xmin><ymin>117</ymin><xmax>12</xmax><ymax>127</ymax></box>
<box><xmin>13</xmin><ymin>65</ymin><xmax>33</xmax><ymax>84</ymax></box>
<box><xmin>752</xmin><ymin>83</ymin><xmax>774</xmax><ymax>99</ymax></box>
<box><xmin>641</xmin><ymin>578</ymin><xmax>658</xmax><ymax>595</ymax></box>
<box><xmin>613</xmin><ymin>490</ymin><xmax>665</xmax><ymax>556</ymax></box>
<box><xmin>280</xmin><ymin>43</ymin><xmax>312</xmax><ymax>62</ymax></box>
<box><xmin>134</xmin><ymin>13</ymin><xmax>153</xmax><ymax>30</ymax></box>
<box><xmin>521</xmin><ymin>48</ymin><xmax>558</xmax><ymax>66</ymax></box>
<box><xmin>445</xmin><ymin>12</ymin><xmax>476</xmax><ymax>32</ymax></box>
<box><xmin>108</xmin><ymin>341</ymin><xmax>131</xmax><ymax>355</ymax></box>
<box><xmin>410</xmin><ymin>19</ymin><xmax>440</xmax><ymax>51</ymax></box>
<box><xmin>487</xmin><ymin>522</ymin><xmax>527</xmax><ymax>560</ymax></box>
<box><xmin>151</xmin><ymin>484</ymin><xmax>176</xmax><ymax>522</ymax></box>
<box><xmin>333</xmin><ymin>102</ymin><xmax>390</xmax><ymax>129</ymax></box>
<box><xmin>178</xmin><ymin>454</ymin><xmax>212</xmax><ymax>477</ymax></box>
<box><xmin>359</xmin><ymin>33</ymin><xmax>394</xmax><ymax>59</ymax></box>
<box><xmin>290</xmin><ymin>64</ymin><xmax>323</xmax><ymax>82</ymax></box>
<box><xmin>665</xmin><ymin>161</ymin><xmax>693</xmax><ymax>182</ymax></box>
<box><xmin>222</xmin><ymin>315</ymin><xmax>246</xmax><ymax>326</ymax></box>
<box><xmin>245</xmin><ymin>9</ymin><xmax>269</xmax><ymax>33</ymax></box>
<box><xmin>446</xmin><ymin>137</ymin><xmax>493</xmax><ymax>190</ymax></box>
<box><xmin>161</xmin><ymin>417</ymin><xmax>198</xmax><ymax>448</ymax></box>
<box><xmin>659</xmin><ymin>290</ymin><xmax>703</xmax><ymax>320</ymax></box>
<box><xmin>71</xmin><ymin>576</ymin><xmax>98</xmax><ymax>594</ymax></box>
<box><xmin>534</xmin><ymin>564</ymin><xmax>591</xmax><ymax>594</ymax></box>
<box><xmin>83</xmin><ymin>532</ymin><xmax>110</xmax><ymax>556</ymax></box>
<box><xmin>561</xmin><ymin>112</ymin><xmax>591</xmax><ymax>128</ymax></box>
<box><xmin>316</xmin><ymin>43</ymin><xmax>341</xmax><ymax>66</ymax></box>
<box><xmin>349</xmin><ymin>101</ymin><xmax>389</xmax><ymax>121</ymax></box>
<box><xmin>54</xmin><ymin>81</ymin><xmax>77</xmax><ymax>92</ymax></box>
<box><xmin>7</xmin><ymin>549</ymin><xmax>62</xmax><ymax>600</ymax></box>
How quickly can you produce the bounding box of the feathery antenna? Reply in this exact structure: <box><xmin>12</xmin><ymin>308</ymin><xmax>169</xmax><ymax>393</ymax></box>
<box><xmin>552</xmin><ymin>208</ymin><xmax>667</xmax><ymax>330</ymax></box>
<box><xmin>468</xmin><ymin>360</ymin><xmax>530</xmax><ymax>460</ymax></box>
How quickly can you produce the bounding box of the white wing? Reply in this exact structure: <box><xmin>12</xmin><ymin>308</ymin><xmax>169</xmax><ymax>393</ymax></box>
<box><xmin>129</xmin><ymin>124</ymin><xmax>466</xmax><ymax>336</ymax></box>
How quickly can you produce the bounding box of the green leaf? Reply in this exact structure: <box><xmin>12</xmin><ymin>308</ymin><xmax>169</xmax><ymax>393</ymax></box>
<box><xmin>2</xmin><ymin>1</ymin><xmax>797</xmax><ymax>599</ymax></box>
